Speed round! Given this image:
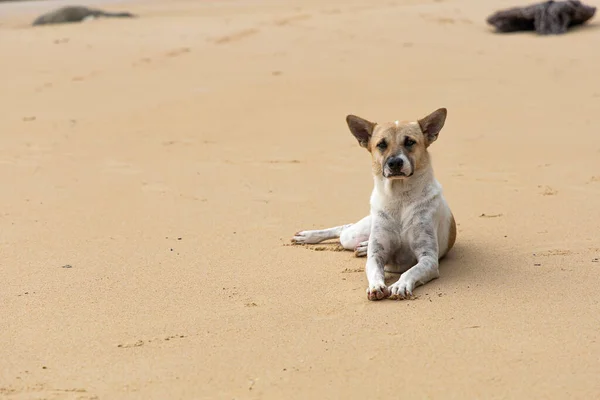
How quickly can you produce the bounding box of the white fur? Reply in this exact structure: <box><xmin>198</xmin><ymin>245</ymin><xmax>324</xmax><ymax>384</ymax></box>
<box><xmin>293</xmin><ymin>168</ymin><xmax>453</xmax><ymax>300</ymax></box>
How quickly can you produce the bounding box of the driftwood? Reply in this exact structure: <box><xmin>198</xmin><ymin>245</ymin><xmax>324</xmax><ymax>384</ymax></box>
<box><xmin>486</xmin><ymin>0</ymin><xmax>596</xmax><ymax>34</ymax></box>
<box><xmin>32</xmin><ymin>6</ymin><xmax>136</xmax><ymax>26</ymax></box>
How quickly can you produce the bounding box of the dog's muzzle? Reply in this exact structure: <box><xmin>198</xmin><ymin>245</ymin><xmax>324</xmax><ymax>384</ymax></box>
<box><xmin>384</xmin><ymin>155</ymin><xmax>412</xmax><ymax>178</ymax></box>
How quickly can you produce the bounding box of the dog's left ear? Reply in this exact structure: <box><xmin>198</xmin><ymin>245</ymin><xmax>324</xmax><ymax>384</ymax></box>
<box><xmin>418</xmin><ymin>108</ymin><xmax>447</xmax><ymax>147</ymax></box>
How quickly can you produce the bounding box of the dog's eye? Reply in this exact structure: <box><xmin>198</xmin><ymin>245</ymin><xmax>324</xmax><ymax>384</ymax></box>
<box><xmin>377</xmin><ymin>140</ymin><xmax>387</xmax><ymax>151</ymax></box>
<box><xmin>404</xmin><ymin>137</ymin><xmax>416</xmax><ymax>147</ymax></box>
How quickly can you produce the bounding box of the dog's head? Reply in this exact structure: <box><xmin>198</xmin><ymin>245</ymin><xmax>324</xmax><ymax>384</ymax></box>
<box><xmin>346</xmin><ymin>108</ymin><xmax>447</xmax><ymax>180</ymax></box>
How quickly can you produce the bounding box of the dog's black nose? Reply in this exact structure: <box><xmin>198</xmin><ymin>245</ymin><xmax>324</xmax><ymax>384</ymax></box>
<box><xmin>386</xmin><ymin>157</ymin><xmax>404</xmax><ymax>170</ymax></box>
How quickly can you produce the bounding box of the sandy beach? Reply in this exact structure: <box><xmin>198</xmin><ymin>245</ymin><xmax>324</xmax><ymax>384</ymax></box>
<box><xmin>1</xmin><ymin>0</ymin><xmax>600</xmax><ymax>398</ymax></box>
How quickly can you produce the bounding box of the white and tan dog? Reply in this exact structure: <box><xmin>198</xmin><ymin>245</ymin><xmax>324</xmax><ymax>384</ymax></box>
<box><xmin>292</xmin><ymin>108</ymin><xmax>456</xmax><ymax>301</ymax></box>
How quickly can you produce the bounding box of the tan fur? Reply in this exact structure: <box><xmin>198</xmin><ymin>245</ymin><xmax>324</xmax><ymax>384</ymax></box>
<box><xmin>368</xmin><ymin>121</ymin><xmax>430</xmax><ymax>178</ymax></box>
<box><xmin>445</xmin><ymin>214</ymin><xmax>457</xmax><ymax>257</ymax></box>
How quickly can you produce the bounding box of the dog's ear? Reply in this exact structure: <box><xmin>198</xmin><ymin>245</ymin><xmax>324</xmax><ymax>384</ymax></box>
<box><xmin>346</xmin><ymin>115</ymin><xmax>376</xmax><ymax>149</ymax></box>
<box><xmin>418</xmin><ymin>108</ymin><xmax>447</xmax><ymax>147</ymax></box>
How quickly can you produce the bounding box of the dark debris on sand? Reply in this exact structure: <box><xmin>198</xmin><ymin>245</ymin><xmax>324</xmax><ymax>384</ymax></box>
<box><xmin>487</xmin><ymin>0</ymin><xmax>596</xmax><ymax>35</ymax></box>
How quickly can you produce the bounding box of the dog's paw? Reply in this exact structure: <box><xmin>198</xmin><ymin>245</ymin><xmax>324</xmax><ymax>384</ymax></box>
<box><xmin>354</xmin><ymin>241</ymin><xmax>368</xmax><ymax>257</ymax></box>
<box><xmin>367</xmin><ymin>283</ymin><xmax>390</xmax><ymax>301</ymax></box>
<box><xmin>291</xmin><ymin>230</ymin><xmax>322</xmax><ymax>244</ymax></box>
<box><xmin>388</xmin><ymin>277</ymin><xmax>416</xmax><ymax>300</ymax></box>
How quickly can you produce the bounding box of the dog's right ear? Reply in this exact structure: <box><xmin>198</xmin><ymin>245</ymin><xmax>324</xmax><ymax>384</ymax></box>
<box><xmin>418</xmin><ymin>108</ymin><xmax>447</xmax><ymax>147</ymax></box>
<box><xmin>346</xmin><ymin>115</ymin><xmax>376</xmax><ymax>149</ymax></box>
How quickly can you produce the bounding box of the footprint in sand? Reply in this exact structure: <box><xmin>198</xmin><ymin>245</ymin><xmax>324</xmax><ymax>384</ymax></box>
<box><xmin>212</xmin><ymin>28</ymin><xmax>259</xmax><ymax>44</ymax></box>
<box><xmin>165</xmin><ymin>47</ymin><xmax>191</xmax><ymax>57</ymax></box>
<box><xmin>436</xmin><ymin>17</ymin><xmax>456</xmax><ymax>24</ymax></box>
<box><xmin>479</xmin><ymin>213</ymin><xmax>503</xmax><ymax>218</ymax></box>
<box><xmin>0</xmin><ymin>385</ymin><xmax>94</xmax><ymax>399</ymax></box>
<box><xmin>420</xmin><ymin>14</ymin><xmax>472</xmax><ymax>25</ymax></box>
<box><xmin>292</xmin><ymin>244</ymin><xmax>346</xmax><ymax>252</ymax></box>
<box><xmin>35</xmin><ymin>82</ymin><xmax>54</xmax><ymax>92</ymax></box>
<box><xmin>534</xmin><ymin>249</ymin><xmax>573</xmax><ymax>257</ymax></box>
<box><xmin>132</xmin><ymin>48</ymin><xmax>190</xmax><ymax>68</ymax></box>
<box><xmin>117</xmin><ymin>334</ymin><xmax>187</xmax><ymax>349</ymax></box>
<box><xmin>264</xmin><ymin>160</ymin><xmax>301</xmax><ymax>164</ymax></box>
<box><xmin>272</xmin><ymin>14</ymin><xmax>311</xmax><ymax>26</ymax></box>
<box><xmin>132</xmin><ymin>57</ymin><xmax>152</xmax><ymax>67</ymax></box>
<box><xmin>71</xmin><ymin>71</ymin><xmax>98</xmax><ymax>82</ymax></box>
<box><xmin>539</xmin><ymin>185</ymin><xmax>558</xmax><ymax>196</ymax></box>
<box><xmin>103</xmin><ymin>160</ymin><xmax>141</xmax><ymax>175</ymax></box>
<box><xmin>141</xmin><ymin>182</ymin><xmax>170</xmax><ymax>194</ymax></box>
<box><xmin>179</xmin><ymin>195</ymin><xmax>208</xmax><ymax>202</ymax></box>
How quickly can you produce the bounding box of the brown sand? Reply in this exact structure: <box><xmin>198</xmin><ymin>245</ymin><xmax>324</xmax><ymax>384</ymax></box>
<box><xmin>1</xmin><ymin>0</ymin><xmax>600</xmax><ymax>398</ymax></box>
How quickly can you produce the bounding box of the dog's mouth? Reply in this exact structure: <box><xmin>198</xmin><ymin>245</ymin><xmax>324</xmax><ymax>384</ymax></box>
<box><xmin>383</xmin><ymin>171</ymin><xmax>413</xmax><ymax>179</ymax></box>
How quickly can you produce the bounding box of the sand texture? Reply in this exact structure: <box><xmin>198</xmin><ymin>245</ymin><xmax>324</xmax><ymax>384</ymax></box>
<box><xmin>1</xmin><ymin>0</ymin><xmax>600</xmax><ymax>398</ymax></box>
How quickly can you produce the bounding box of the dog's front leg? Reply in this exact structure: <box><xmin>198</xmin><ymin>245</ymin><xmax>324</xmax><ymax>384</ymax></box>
<box><xmin>389</xmin><ymin>222</ymin><xmax>440</xmax><ymax>300</ymax></box>
<box><xmin>365</xmin><ymin>216</ymin><xmax>393</xmax><ymax>301</ymax></box>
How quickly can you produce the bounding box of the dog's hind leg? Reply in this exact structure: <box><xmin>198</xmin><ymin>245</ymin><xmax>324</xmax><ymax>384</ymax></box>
<box><xmin>292</xmin><ymin>224</ymin><xmax>351</xmax><ymax>244</ymax></box>
<box><xmin>292</xmin><ymin>216</ymin><xmax>371</xmax><ymax>248</ymax></box>
<box><xmin>340</xmin><ymin>216</ymin><xmax>371</xmax><ymax>256</ymax></box>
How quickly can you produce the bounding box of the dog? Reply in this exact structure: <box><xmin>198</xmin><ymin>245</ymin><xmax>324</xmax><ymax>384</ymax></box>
<box><xmin>292</xmin><ymin>108</ymin><xmax>456</xmax><ymax>301</ymax></box>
